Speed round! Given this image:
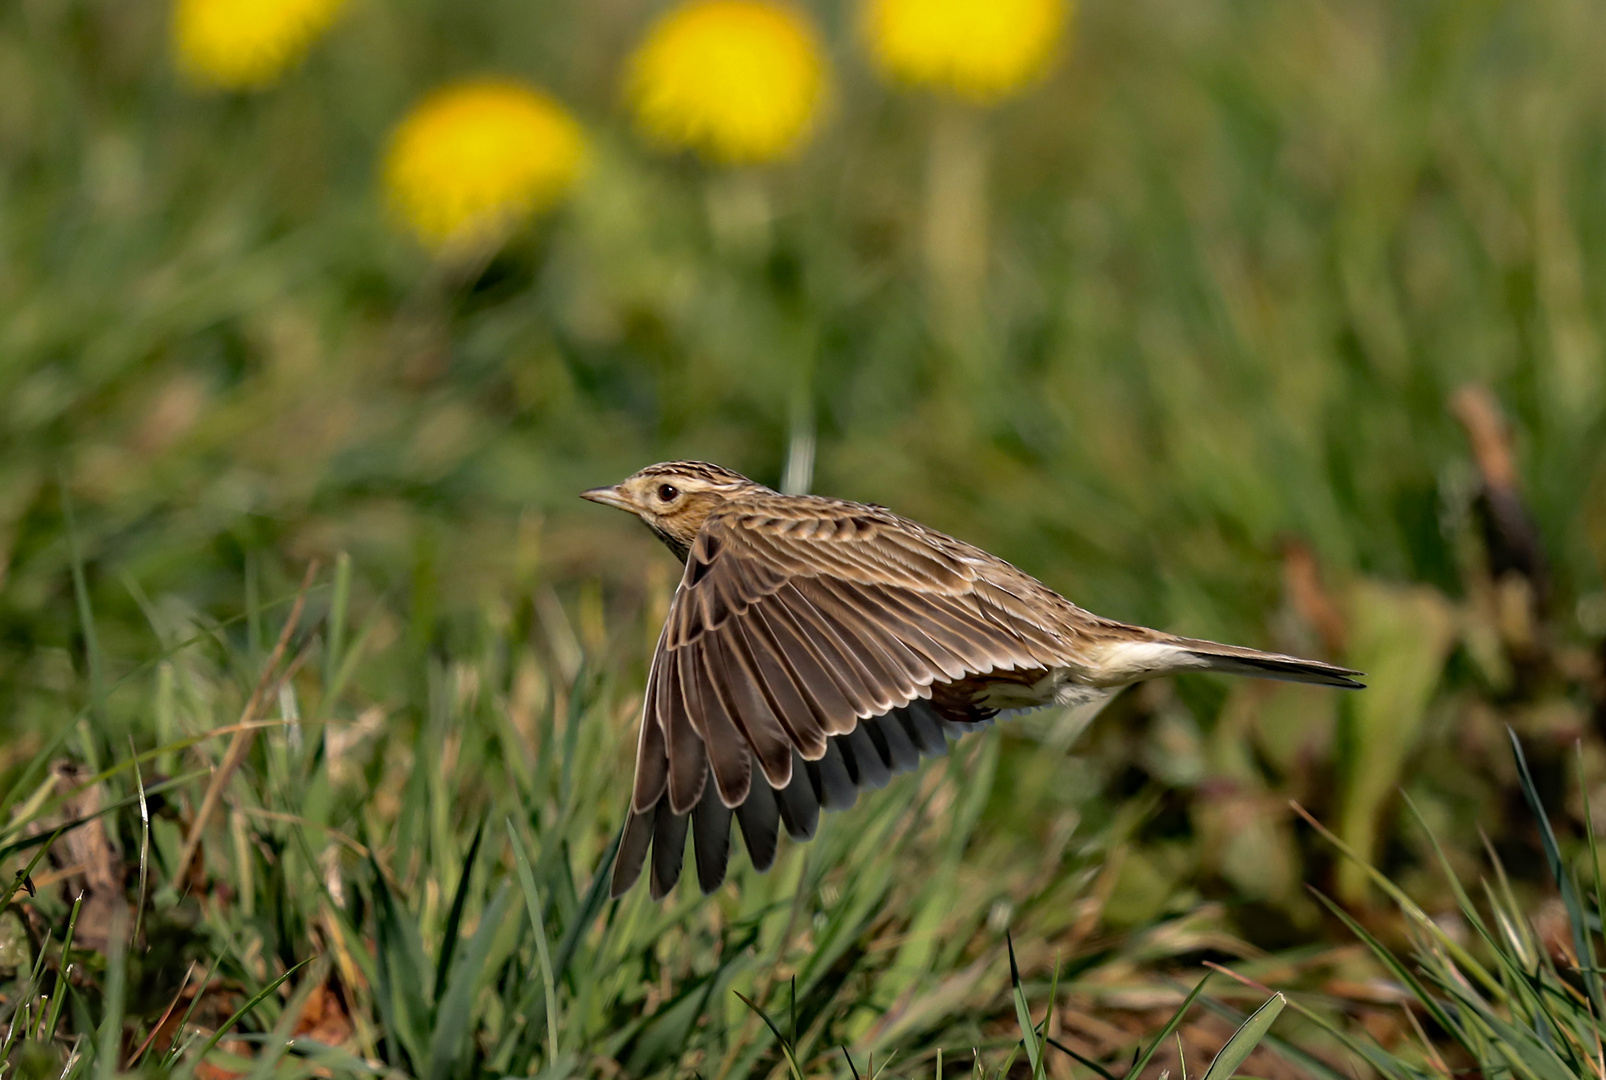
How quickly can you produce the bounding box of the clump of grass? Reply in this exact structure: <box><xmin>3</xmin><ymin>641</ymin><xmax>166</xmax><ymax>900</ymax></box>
<box><xmin>742</xmin><ymin>934</ymin><xmax>1290</xmax><ymax>1080</ymax></box>
<box><xmin>1</xmin><ymin>561</ymin><xmax>1305</xmax><ymax>1079</ymax></box>
<box><xmin>1204</xmin><ymin>732</ymin><xmax>1606</xmax><ymax>1080</ymax></box>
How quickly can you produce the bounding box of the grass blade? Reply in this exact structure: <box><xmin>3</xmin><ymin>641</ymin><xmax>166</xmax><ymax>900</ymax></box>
<box><xmin>61</xmin><ymin>482</ymin><xmax>103</xmax><ymax>774</ymax></box>
<box><xmin>1127</xmin><ymin>972</ymin><xmax>1212</xmax><ymax>1080</ymax></box>
<box><xmin>93</xmin><ymin>912</ymin><xmax>126</xmax><ymax>1080</ymax></box>
<box><xmin>0</xmin><ymin>727</ymin><xmax>288</xmax><ymax>847</ymax></box>
<box><xmin>434</xmin><ymin>816</ymin><xmax>487</xmax><ymax>1003</ymax></box>
<box><xmin>551</xmin><ymin>828</ymin><xmax>620</xmax><ymax>982</ymax></box>
<box><xmin>128</xmin><ymin>960</ymin><xmax>197</xmax><ymax>1068</ymax></box>
<box><xmin>1292</xmin><ymin>800</ymin><xmax>1499</xmax><ymax>995</ymax></box>
<box><xmin>1192</xmin><ymin>977</ymin><xmax>1389</xmax><ymax>1080</ymax></box>
<box><xmin>1509</xmin><ymin>729</ymin><xmax>1601</xmax><ymax>1012</ymax></box>
<box><xmin>369</xmin><ymin>855</ymin><xmax>430</xmax><ymax>1068</ymax></box>
<box><xmin>179</xmin><ymin>958</ymin><xmax>312</xmax><ymax>1079</ymax></box>
<box><xmin>1580</xmin><ymin>741</ymin><xmax>1606</xmax><ymax>944</ymax></box>
<box><xmin>425</xmin><ymin>884</ymin><xmax>513</xmax><ymax>1080</ymax></box>
<box><xmin>162</xmin><ymin>947</ymin><xmax>231</xmax><ymax>1069</ymax></box>
<box><xmin>0</xmin><ymin>588</ymin><xmax>319</xmax><ymax>824</ymax></box>
<box><xmin>244</xmin><ymin>958</ymin><xmax>329</xmax><ymax>1080</ymax></box>
<box><xmin>44</xmin><ymin>892</ymin><xmax>85</xmax><ymax>1044</ymax></box>
<box><xmin>0</xmin><ymin>770</ymin><xmax>211</xmax><ymax>864</ymax></box>
<box><xmin>2</xmin><ymin>824</ymin><xmax>78</xmax><ymax>912</ymax></box>
<box><xmin>1307</xmin><ymin>887</ymin><xmax>1464</xmax><ymax>1044</ymax></box>
<box><xmin>733</xmin><ymin>991</ymin><xmax>805</xmax><ymax>1080</ymax></box>
<box><xmin>1199</xmin><ymin>994</ymin><xmax>1284</xmax><ymax>1080</ymax></box>
<box><xmin>1006</xmin><ymin>932</ymin><xmax>1043</xmax><ymax>1079</ymax></box>
<box><xmin>1</xmin><ymin>930</ymin><xmax>51</xmax><ymax>1063</ymax></box>
<box><xmin>129</xmin><ymin>737</ymin><xmax>150</xmax><ymax>949</ymax></box>
<box><xmin>1045</xmin><ymin>1036</ymin><xmax>1119</xmax><ymax>1080</ymax></box>
<box><xmin>509</xmin><ymin>820</ymin><xmax>561</xmax><ymax>1066</ymax></box>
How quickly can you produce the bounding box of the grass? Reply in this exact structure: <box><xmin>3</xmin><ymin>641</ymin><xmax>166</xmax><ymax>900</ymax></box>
<box><xmin>2</xmin><ymin>566</ymin><xmax>1305</xmax><ymax>1079</ymax></box>
<box><xmin>8</xmin><ymin>561</ymin><xmax>1606</xmax><ymax>1079</ymax></box>
<box><xmin>1222</xmin><ymin>734</ymin><xmax>1606</xmax><ymax>1080</ymax></box>
<box><xmin>8</xmin><ymin>0</ymin><xmax>1606</xmax><ymax>1075</ymax></box>
<box><xmin>5</xmin><ymin>0</ymin><xmax>1606</xmax><ymax>929</ymax></box>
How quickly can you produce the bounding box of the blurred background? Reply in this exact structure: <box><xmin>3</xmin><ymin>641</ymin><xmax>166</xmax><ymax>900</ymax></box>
<box><xmin>5</xmin><ymin>0</ymin><xmax>1606</xmax><ymax>1074</ymax></box>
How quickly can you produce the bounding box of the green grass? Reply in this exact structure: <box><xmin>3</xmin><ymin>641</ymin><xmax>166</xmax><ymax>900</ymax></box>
<box><xmin>8</xmin><ymin>0</ymin><xmax>1606</xmax><ymax>1074</ymax></box>
<box><xmin>1246</xmin><ymin>735</ymin><xmax>1606</xmax><ymax>1080</ymax></box>
<box><xmin>1</xmin><ymin>570</ymin><xmax>1302</xmax><ymax>1079</ymax></box>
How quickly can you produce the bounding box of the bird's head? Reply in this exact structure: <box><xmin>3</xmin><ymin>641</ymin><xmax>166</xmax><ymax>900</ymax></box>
<box><xmin>581</xmin><ymin>461</ymin><xmax>766</xmax><ymax>561</ymax></box>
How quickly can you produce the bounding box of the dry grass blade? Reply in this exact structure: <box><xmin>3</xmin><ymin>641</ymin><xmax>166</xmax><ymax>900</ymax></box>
<box><xmin>161</xmin><ymin>947</ymin><xmax>232</xmax><ymax>1069</ymax></box>
<box><xmin>170</xmin><ymin>560</ymin><xmax>319</xmax><ymax>890</ymax></box>
<box><xmin>128</xmin><ymin>960</ymin><xmax>197</xmax><ymax>1068</ymax></box>
<box><xmin>129</xmin><ymin>736</ymin><xmax>150</xmax><ymax>949</ymax></box>
<box><xmin>177</xmin><ymin>958</ymin><xmax>313</xmax><ymax>1079</ymax></box>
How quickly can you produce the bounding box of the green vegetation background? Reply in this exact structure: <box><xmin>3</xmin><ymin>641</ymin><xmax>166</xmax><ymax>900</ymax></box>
<box><xmin>4</xmin><ymin>0</ymin><xmax>1606</xmax><ymax>1076</ymax></box>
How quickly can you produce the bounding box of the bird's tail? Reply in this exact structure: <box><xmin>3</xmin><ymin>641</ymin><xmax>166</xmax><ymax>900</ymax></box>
<box><xmin>1166</xmin><ymin>636</ymin><xmax>1364</xmax><ymax>689</ymax></box>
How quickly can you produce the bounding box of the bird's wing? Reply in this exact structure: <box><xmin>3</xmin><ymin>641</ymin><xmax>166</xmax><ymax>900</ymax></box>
<box><xmin>612</xmin><ymin>501</ymin><xmax>1079</xmax><ymax>898</ymax></box>
<box><xmin>648</xmin><ymin>502</ymin><xmax>1076</xmax><ymax>811</ymax></box>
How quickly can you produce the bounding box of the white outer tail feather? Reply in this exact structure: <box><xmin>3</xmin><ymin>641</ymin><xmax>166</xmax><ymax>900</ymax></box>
<box><xmin>1093</xmin><ymin>638</ymin><xmax>1364</xmax><ymax>690</ymax></box>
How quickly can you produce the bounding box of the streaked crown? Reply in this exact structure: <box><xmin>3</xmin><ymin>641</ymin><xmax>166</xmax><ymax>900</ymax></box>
<box><xmin>632</xmin><ymin>460</ymin><xmax>756</xmax><ymax>489</ymax></box>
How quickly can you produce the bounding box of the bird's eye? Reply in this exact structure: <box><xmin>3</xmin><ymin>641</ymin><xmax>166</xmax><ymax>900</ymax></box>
<box><xmin>657</xmin><ymin>484</ymin><xmax>679</xmax><ymax>502</ymax></box>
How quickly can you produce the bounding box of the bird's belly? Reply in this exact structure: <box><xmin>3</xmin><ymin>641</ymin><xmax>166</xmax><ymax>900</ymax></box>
<box><xmin>975</xmin><ymin>668</ymin><xmax>1102</xmax><ymax>712</ymax></box>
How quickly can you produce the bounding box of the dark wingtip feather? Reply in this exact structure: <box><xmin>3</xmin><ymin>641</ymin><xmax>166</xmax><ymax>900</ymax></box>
<box><xmin>899</xmin><ymin>702</ymin><xmax>950</xmax><ymax>756</ymax></box>
<box><xmin>775</xmin><ymin>751</ymin><xmax>820</xmax><ymax>840</ymax></box>
<box><xmin>692</xmin><ymin>783</ymin><xmax>734</xmax><ymax>894</ymax></box>
<box><xmin>841</xmin><ymin>725</ymin><xmax>891</xmax><ymax>789</ymax></box>
<box><xmin>812</xmin><ymin>741</ymin><xmax>858</xmax><ymax>810</ymax></box>
<box><xmin>870</xmin><ymin>714</ymin><xmax>921</xmax><ymax>774</ymax></box>
<box><xmin>650</xmin><ymin>806</ymin><xmax>689</xmax><ymax>899</ymax></box>
<box><xmin>611</xmin><ymin>804</ymin><xmax>657</xmax><ymax>899</ymax></box>
<box><xmin>735</xmin><ymin>784</ymin><xmax>780</xmax><ymax>871</ymax></box>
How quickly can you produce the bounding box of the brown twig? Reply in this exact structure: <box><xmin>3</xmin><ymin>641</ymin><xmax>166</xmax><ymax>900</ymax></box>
<box><xmin>1450</xmin><ymin>385</ymin><xmax>1518</xmax><ymax>491</ymax></box>
<box><xmin>1202</xmin><ymin>960</ymin><xmax>1277</xmax><ymax>997</ymax></box>
<box><xmin>170</xmin><ymin>561</ymin><xmax>319</xmax><ymax>891</ymax></box>
<box><xmin>1280</xmin><ymin>539</ymin><xmax>1347</xmax><ymax>658</ymax></box>
<box><xmin>1450</xmin><ymin>384</ymin><xmax>1551</xmax><ymax>660</ymax></box>
<box><xmin>128</xmin><ymin>959</ymin><xmax>197</xmax><ymax>1067</ymax></box>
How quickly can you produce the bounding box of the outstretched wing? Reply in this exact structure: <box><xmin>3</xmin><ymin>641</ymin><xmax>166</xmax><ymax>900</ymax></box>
<box><xmin>611</xmin><ymin>500</ymin><xmax>1082</xmax><ymax>898</ymax></box>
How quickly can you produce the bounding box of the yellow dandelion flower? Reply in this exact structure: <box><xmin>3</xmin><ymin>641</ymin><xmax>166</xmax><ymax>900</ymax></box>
<box><xmin>382</xmin><ymin>80</ymin><xmax>588</xmax><ymax>254</ymax></box>
<box><xmin>863</xmin><ymin>0</ymin><xmax>1070</xmax><ymax>103</ymax></box>
<box><xmin>173</xmin><ymin>0</ymin><xmax>347</xmax><ymax>90</ymax></box>
<box><xmin>627</xmin><ymin>0</ymin><xmax>828</xmax><ymax>165</ymax></box>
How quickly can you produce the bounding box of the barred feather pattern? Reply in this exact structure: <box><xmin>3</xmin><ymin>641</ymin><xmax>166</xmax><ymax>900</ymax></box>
<box><xmin>596</xmin><ymin>466</ymin><xmax>1363</xmax><ymax>899</ymax></box>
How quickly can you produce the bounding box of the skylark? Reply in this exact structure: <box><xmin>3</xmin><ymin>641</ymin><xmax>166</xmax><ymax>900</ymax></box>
<box><xmin>583</xmin><ymin>461</ymin><xmax>1363</xmax><ymax>899</ymax></box>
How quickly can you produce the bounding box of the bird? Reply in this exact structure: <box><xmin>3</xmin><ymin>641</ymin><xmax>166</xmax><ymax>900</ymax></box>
<box><xmin>582</xmin><ymin>461</ymin><xmax>1363</xmax><ymax>900</ymax></box>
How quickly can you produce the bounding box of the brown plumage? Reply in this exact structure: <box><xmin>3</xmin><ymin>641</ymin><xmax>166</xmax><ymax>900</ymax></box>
<box><xmin>583</xmin><ymin>461</ymin><xmax>1363</xmax><ymax>899</ymax></box>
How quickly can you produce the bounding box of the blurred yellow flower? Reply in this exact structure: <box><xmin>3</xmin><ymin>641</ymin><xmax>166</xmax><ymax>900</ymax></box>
<box><xmin>863</xmin><ymin>0</ymin><xmax>1069</xmax><ymax>103</ymax></box>
<box><xmin>628</xmin><ymin>0</ymin><xmax>828</xmax><ymax>165</ymax></box>
<box><xmin>173</xmin><ymin>0</ymin><xmax>347</xmax><ymax>90</ymax></box>
<box><xmin>382</xmin><ymin>81</ymin><xmax>588</xmax><ymax>254</ymax></box>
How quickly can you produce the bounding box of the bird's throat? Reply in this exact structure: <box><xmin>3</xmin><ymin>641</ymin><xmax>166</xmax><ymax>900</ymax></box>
<box><xmin>647</xmin><ymin>522</ymin><xmax>693</xmax><ymax>563</ymax></box>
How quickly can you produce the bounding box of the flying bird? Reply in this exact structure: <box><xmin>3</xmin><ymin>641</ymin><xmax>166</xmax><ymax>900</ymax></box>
<box><xmin>582</xmin><ymin>461</ymin><xmax>1362</xmax><ymax>899</ymax></box>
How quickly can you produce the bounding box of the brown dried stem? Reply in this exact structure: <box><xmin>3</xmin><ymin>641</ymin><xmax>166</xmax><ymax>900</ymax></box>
<box><xmin>169</xmin><ymin>561</ymin><xmax>319</xmax><ymax>891</ymax></box>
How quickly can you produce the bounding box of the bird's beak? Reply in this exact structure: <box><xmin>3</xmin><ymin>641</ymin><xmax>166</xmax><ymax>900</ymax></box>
<box><xmin>580</xmin><ymin>485</ymin><xmax>634</xmax><ymax>512</ymax></box>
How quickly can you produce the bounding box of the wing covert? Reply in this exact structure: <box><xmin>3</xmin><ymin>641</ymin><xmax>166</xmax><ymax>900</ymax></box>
<box><xmin>639</xmin><ymin>506</ymin><xmax>1069</xmax><ymax>816</ymax></box>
